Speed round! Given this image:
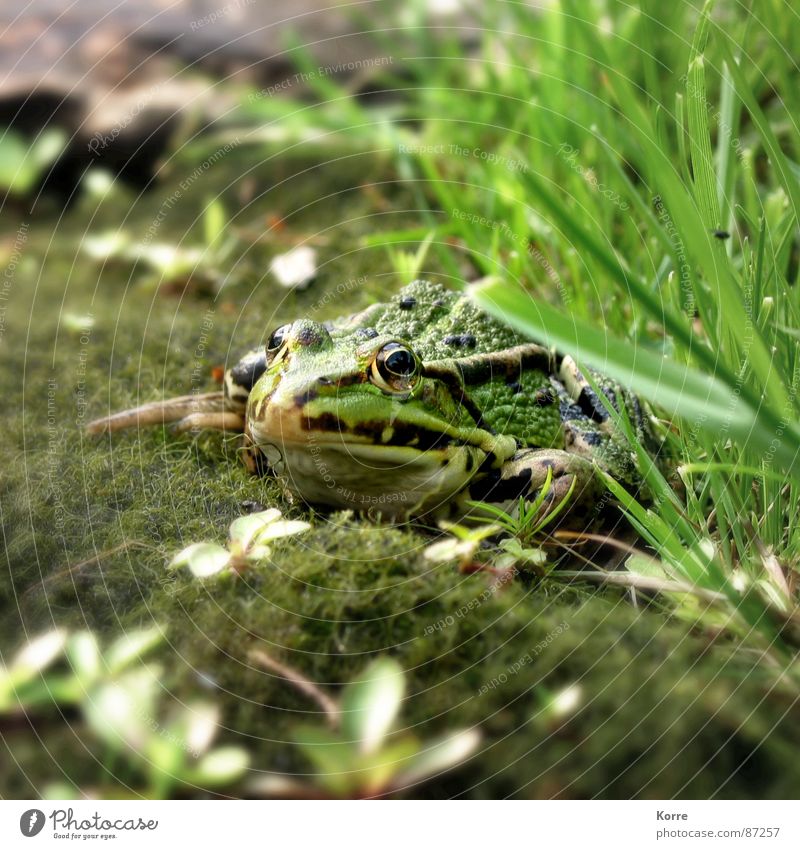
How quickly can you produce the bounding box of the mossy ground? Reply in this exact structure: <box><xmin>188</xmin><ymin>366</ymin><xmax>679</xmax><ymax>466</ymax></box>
<box><xmin>1</xmin><ymin>148</ymin><xmax>798</xmax><ymax>799</ymax></box>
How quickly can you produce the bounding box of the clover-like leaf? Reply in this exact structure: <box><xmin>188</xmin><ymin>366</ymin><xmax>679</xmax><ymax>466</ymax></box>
<box><xmin>497</xmin><ymin>538</ymin><xmax>546</xmax><ymax>570</ymax></box>
<box><xmin>423</xmin><ymin>538</ymin><xmax>476</xmax><ymax>563</ymax></box>
<box><xmin>340</xmin><ymin>658</ymin><xmax>405</xmax><ymax>755</ymax></box>
<box><xmin>229</xmin><ymin>509</ymin><xmax>282</xmax><ymax>549</ymax></box>
<box><xmin>188</xmin><ymin>746</ymin><xmax>250</xmax><ymax>787</ymax></box>
<box><xmin>66</xmin><ymin>631</ymin><xmax>101</xmax><ymax>684</ymax></box>
<box><xmin>81</xmin><ymin>230</ymin><xmax>131</xmax><ymax>261</ymax></box>
<box><xmin>244</xmin><ymin>544</ymin><xmax>272</xmax><ymax>563</ymax></box>
<box><xmin>13</xmin><ymin>630</ymin><xmax>68</xmax><ymax>677</ymax></box>
<box><xmin>170</xmin><ymin>542</ymin><xmax>231</xmax><ymax>578</ymax></box>
<box><xmin>292</xmin><ymin>726</ymin><xmax>356</xmax><ymax>796</ymax></box>
<box><xmin>358</xmin><ymin>738</ymin><xmax>421</xmax><ymax>796</ymax></box>
<box><xmin>0</xmin><ymin>630</ymin><xmax>68</xmax><ymax>709</ymax></box>
<box><xmin>183</xmin><ymin>702</ymin><xmax>220</xmax><ymax>758</ymax></box>
<box><xmin>84</xmin><ymin>668</ymin><xmax>160</xmax><ymax>752</ymax></box>
<box><xmin>105</xmin><ymin>626</ymin><xmax>164</xmax><ymax>674</ymax></box>
<box><xmin>391</xmin><ymin>729</ymin><xmax>481</xmax><ymax>789</ymax></box>
<box><xmin>252</xmin><ymin>519</ymin><xmax>311</xmax><ymax>545</ymax></box>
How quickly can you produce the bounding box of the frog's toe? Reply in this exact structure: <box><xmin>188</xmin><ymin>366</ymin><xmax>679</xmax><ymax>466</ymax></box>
<box><xmin>469</xmin><ymin>448</ymin><xmax>602</xmax><ymax>524</ymax></box>
<box><xmin>86</xmin><ymin>391</ymin><xmax>232</xmax><ymax>435</ymax></box>
<box><xmin>172</xmin><ymin>411</ymin><xmax>245</xmax><ymax>433</ymax></box>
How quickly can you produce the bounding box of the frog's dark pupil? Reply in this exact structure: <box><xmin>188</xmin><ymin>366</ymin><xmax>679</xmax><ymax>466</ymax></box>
<box><xmin>385</xmin><ymin>349</ymin><xmax>415</xmax><ymax>375</ymax></box>
<box><xmin>267</xmin><ymin>325</ymin><xmax>289</xmax><ymax>351</ymax></box>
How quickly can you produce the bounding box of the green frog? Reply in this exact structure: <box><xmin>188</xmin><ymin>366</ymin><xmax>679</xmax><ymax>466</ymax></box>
<box><xmin>87</xmin><ymin>280</ymin><xmax>663</xmax><ymax>520</ymax></box>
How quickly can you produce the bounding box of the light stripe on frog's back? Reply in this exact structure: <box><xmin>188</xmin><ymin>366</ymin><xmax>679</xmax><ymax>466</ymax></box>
<box><xmin>424</xmin><ymin>343</ymin><xmax>554</xmax><ymax>386</ymax></box>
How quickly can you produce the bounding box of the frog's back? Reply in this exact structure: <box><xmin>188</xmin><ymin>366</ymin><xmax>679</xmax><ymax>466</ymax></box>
<box><xmin>339</xmin><ymin>280</ymin><xmax>521</xmax><ymax>360</ymax></box>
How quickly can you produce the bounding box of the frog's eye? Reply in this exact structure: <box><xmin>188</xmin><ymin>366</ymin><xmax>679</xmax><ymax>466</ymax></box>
<box><xmin>371</xmin><ymin>342</ymin><xmax>420</xmax><ymax>394</ymax></box>
<box><xmin>266</xmin><ymin>324</ymin><xmax>291</xmax><ymax>363</ymax></box>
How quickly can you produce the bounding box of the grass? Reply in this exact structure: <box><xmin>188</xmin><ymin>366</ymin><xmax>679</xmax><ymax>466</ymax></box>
<box><xmin>2</xmin><ymin>0</ymin><xmax>800</xmax><ymax>799</ymax></box>
<box><xmin>237</xmin><ymin>0</ymin><xmax>800</xmax><ymax>655</ymax></box>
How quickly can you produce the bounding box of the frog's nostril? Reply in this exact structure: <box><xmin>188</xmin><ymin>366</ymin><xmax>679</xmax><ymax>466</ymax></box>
<box><xmin>317</xmin><ymin>376</ymin><xmax>334</xmax><ymax>387</ymax></box>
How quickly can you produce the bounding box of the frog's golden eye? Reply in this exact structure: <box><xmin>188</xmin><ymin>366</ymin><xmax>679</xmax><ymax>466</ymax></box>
<box><xmin>371</xmin><ymin>342</ymin><xmax>420</xmax><ymax>394</ymax></box>
<box><xmin>266</xmin><ymin>324</ymin><xmax>291</xmax><ymax>364</ymax></box>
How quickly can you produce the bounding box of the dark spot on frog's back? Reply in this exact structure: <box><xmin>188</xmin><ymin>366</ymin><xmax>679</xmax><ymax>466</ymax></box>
<box><xmin>444</xmin><ymin>334</ymin><xmax>462</xmax><ymax>347</ymax></box>
<box><xmin>296</xmin><ymin>325</ymin><xmax>320</xmax><ymax>346</ymax></box>
<box><xmin>398</xmin><ymin>296</ymin><xmax>417</xmax><ymax>310</ymax></box>
<box><xmin>576</xmin><ymin>386</ymin><xmax>610</xmax><ymax>422</ymax></box>
<box><xmin>356</xmin><ymin>327</ymin><xmax>379</xmax><ymax>341</ymax></box>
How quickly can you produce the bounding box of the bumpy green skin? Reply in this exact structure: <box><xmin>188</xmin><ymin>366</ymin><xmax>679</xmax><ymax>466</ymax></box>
<box><xmin>358</xmin><ymin>281</ymin><xmax>565</xmax><ymax>447</ymax></box>
<box><xmin>241</xmin><ymin>280</ymin><xmax>662</xmax><ymax>518</ymax></box>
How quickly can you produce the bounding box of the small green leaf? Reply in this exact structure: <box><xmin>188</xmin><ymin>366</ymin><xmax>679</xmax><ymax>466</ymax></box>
<box><xmin>252</xmin><ymin>519</ymin><xmax>311</xmax><ymax>544</ymax></box>
<box><xmin>170</xmin><ymin>542</ymin><xmax>231</xmax><ymax>578</ymax></box>
<box><xmin>391</xmin><ymin>729</ymin><xmax>481</xmax><ymax>789</ymax></box>
<box><xmin>229</xmin><ymin>509</ymin><xmax>282</xmax><ymax>548</ymax></box>
<box><xmin>190</xmin><ymin>746</ymin><xmax>249</xmax><ymax>787</ymax></box>
<box><xmin>183</xmin><ymin>702</ymin><xmax>220</xmax><ymax>758</ymax></box>
<box><xmin>84</xmin><ymin>670</ymin><xmax>158</xmax><ymax>751</ymax></box>
<box><xmin>13</xmin><ymin>630</ymin><xmax>68</xmax><ymax>677</ymax></box>
<box><xmin>359</xmin><ymin>738</ymin><xmax>421</xmax><ymax>795</ymax></box>
<box><xmin>341</xmin><ymin>658</ymin><xmax>405</xmax><ymax>754</ymax></box>
<box><xmin>292</xmin><ymin>726</ymin><xmax>356</xmax><ymax>796</ymax></box>
<box><xmin>81</xmin><ymin>231</ymin><xmax>131</xmax><ymax>261</ymax></box>
<box><xmin>105</xmin><ymin>627</ymin><xmax>164</xmax><ymax>674</ymax></box>
<box><xmin>66</xmin><ymin>632</ymin><xmax>101</xmax><ymax>683</ymax></box>
<box><xmin>41</xmin><ymin>782</ymin><xmax>81</xmax><ymax>800</ymax></box>
<box><xmin>204</xmin><ymin>197</ymin><xmax>227</xmax><ymax>247</ymax></box>
<box><xmin>244</xmin><ymin>544</ymin><xmax>272</xmax><ymax>562</ymax></box>
<box><xmin>246</xmin><ymin>774</ymin><xmax>319</xmax><ymax>798</ymax></box>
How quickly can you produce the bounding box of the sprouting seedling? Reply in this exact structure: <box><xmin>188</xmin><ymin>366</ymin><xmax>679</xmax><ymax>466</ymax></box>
<box><xmin>170</xmin><ymin>508</ymin><xmax>311</xmax><ymax>578</ymax></box>
<box><xmin>1</xmin><ymin>627</ymin><xmax>249</xmax><ymax>799</ymax></box>
<box><xmin>424</xmin><ymin>471</ymin><xmax>570</xmax><ymax>575</ymax></box>
<box><xmin>79</xmin><ymin>197</ymin><xmax>238</xmax><ymax>292</ymax></box>
<box><xmin>467</xmin><ymin>466</ymin><xmax>577</xmax><ymax>546</ymax></box>
<box><xmin>246</xmin><ymin>653</ymin><xmax>481</xmax><ymax>799</ymax></box>
<box><xmin>423</xmin><ymin>521</ymin><xmax>503</xmax><ymax>572</ymax></box>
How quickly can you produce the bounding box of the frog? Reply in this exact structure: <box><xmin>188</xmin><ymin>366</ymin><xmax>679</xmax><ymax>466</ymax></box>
<box><xmin>87</xmin><ymin>280</ymin><xmax>663</xmax><ymax>521</ymax></box>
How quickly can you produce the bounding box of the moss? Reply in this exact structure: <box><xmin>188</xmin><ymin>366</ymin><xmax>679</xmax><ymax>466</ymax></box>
<box><xmin>1</xmin><ymin>149</ymin><xmax>798</xmax><ymax>799</ymax></box>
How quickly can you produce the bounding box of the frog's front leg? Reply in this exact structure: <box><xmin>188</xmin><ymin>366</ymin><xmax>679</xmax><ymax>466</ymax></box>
<box><xmin>468</xmin><ymin>448</ymin><xmax>604</xmax><ymax>526</ymax></box>
<box><xmin>86</xmin><ymin>349</ymin><xmax>266</xmax><ymax>435</ymax></box>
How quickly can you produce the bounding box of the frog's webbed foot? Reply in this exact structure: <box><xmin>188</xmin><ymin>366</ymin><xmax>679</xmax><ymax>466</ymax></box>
<box><xmin>86</xmin><ymin>391</ymin><xmax>244</xmax><ymax>435</ymax></box>
<box><xmin>469</xmin><ymin>448</ymin><xmax>603</xmax><ymax>527</ymax></box>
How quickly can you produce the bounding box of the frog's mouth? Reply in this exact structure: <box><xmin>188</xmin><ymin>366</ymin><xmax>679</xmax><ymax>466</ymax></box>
<box><xmin>247</xmin><ymin>410</ymin><xmax>486</xmax><ymax>516</ymax></box>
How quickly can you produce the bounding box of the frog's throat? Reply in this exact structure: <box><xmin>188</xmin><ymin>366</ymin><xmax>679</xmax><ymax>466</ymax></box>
<box><xmin>257</xmin><ymin>436</ymin><xmax>488</xmax><ymax>516</ymax></box>
<box><xmin>246</xmin><ymin>409</ymin><xmax>504</xmax><ymax>515</ymax></box>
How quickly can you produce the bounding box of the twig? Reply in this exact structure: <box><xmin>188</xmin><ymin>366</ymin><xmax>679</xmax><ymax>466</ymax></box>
<box><xmin>23</xmin><ymin>541</ymin><xmax>152</xmax><ymax>599</ymax></box>
<box><xmin>248</xmin><ymin>649</ymin><xmax>340</xmax><ymax>728</ymax></box>
<box><xmin>558</xmin><ymin>569</ymin><xmax>727</xmax><ymax>601</ymax></box>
